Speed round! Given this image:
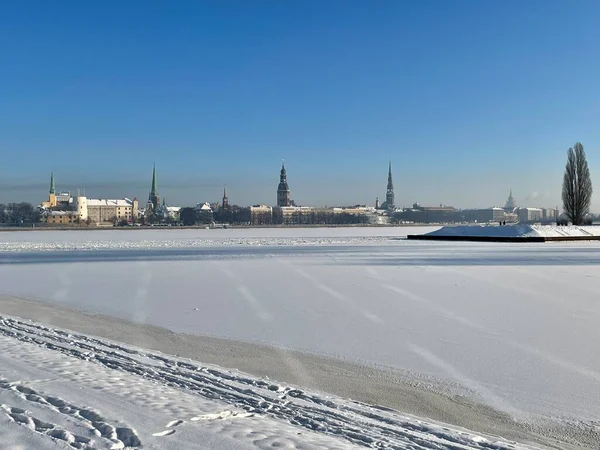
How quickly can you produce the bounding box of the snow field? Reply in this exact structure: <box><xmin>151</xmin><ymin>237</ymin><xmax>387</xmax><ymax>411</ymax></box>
<box><xmin>0</xmin><ymin>315</ymin><xmax>532</xmax><ymax>449</ymax></box>
<box><xmin>424</xmin><ymin>224</ymin><xmax>600</xmax><ymax>239</ymax></box>
<box><xmin>1</xmin><ymin>227</ymin><xmax>600</xmax><ymax>449</ymax></box>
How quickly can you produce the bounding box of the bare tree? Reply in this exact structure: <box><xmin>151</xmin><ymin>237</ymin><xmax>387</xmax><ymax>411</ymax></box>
<box><xmin>562</xmin><ymin>142</ymin><xmax>593</xmax><ymax>225</ymax></box>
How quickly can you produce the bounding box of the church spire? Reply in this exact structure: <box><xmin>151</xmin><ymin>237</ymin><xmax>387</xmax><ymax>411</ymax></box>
<box><xmin>385</xmin><ymin>160</ymin><xmax>395</xmax><ymax>210</ymax></box>
<box><xmin>148</xmin><ymin>163</ymin><xmax>160</xmax><ymax>210</ymax></box>
<box><xmin>222</xmin><ymin>185</ymin><xmax>229</xmax><ymax>209</ymax></box>
<box><xmin>49</xmin><ymin>172</ymin><xmax>55</xmax><ymax>195</ymax></box>
<box><xmin>150</xmin><ymin>163</ymin><xmax>158</xmax><ymax>198</ymax></box>
<box><xmin>277</xmin><ymin>160</ymin><xmax>291</xmax><ymax>207</ymax></box>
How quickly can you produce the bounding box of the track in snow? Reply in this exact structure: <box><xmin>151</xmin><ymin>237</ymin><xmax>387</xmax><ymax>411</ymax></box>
<box><xmin>0</xmin><ymin>378</ymin><xmax>141</xmax><ymax>449</ymax></box>
<box><xmin>0</xmin><ymin>315</ymin><xmax>537</xmax><ymax>450</ymax></box>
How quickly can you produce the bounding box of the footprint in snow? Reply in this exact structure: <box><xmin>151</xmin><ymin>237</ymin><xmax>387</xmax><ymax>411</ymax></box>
<box><xmin>191</xmin><ymin>410</ymin><xmax>254</xmax><ymax>421</ymax></box>
<box><xmin>153</xmin><ymin>429</ymin><xmax>176</xmax><ymax>437</ymax></box>
<box><xmin>166</xmin><ymin>419</ymin><xmax>184</xmax><ymax>428</ymax></box>
<box><xmin>0</xmin><ymin>382</ymin><xmax>141</xmax><ymax>448</ymax></box>
<box><xmin>152</xmin><ymin>411</ymin><xmax>254</xmax><ymax>438</ymax></box>
<box><xmin>152</xmin><ymin>418</ymin><xmax>184</xmax><ymax>437</ymax></box>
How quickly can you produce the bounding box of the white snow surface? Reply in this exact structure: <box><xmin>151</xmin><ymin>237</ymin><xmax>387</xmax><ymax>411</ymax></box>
<box><xmin>0</xmin><ymin>227</ymin><xmax>436</xmax><ymax>252</ymax></box>
<box><xmin>0</xmin><ymin>314</ymin><xmax>530</xmax><ymax>450</ymax></box>
<box><xmin>425</xmin><ymin>224</ymin><xmax>600</xmax><ymax>238</ymax></box>
<box><xmin>1</xmin><ymin>227</ymin><xmax>600</xmax><ymax>432</ymax></box>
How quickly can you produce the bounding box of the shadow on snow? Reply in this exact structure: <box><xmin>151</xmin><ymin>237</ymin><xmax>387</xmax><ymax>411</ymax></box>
<box><xmin>2</xmin><ymin>243</ymin><xmax>600</xmax><ymax>266</ymax></box>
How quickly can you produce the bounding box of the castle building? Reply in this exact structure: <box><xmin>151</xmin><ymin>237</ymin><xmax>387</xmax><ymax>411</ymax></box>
<box><xmin>73</xmin><ymin>197</ymin><xmax>139</xmax><ymax>223</ymax></box>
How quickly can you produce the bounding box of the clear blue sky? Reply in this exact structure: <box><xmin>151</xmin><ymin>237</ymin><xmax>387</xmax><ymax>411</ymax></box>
<box><xmin>1</xmin><ymin>0</ymin><xmax>600</xmax><ymax>209</ymax></box>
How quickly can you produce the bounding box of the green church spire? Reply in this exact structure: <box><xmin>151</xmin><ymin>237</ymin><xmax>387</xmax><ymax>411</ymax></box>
<box><xmin>148</xmin><ymin>163</ymin><xmax>160</xmax><ymax>210</ymax></box>
<box><xmin>49</xmin><ymin>172</ymin><xmax>56</xmax><ymax>195</ymax></box>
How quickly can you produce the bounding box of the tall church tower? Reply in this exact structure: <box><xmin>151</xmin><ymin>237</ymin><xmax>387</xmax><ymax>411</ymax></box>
<box><xmin>277</xmin><ymin>162</ymin><xmax>291</xmax><ymax>207</ymax></box>
<box><xmin>386</xmin><ymin>161</ymin><xmax>395</xmax><ymax>210</ymax></box>
<box><xmin>148</xmin><ymin>163</ymin><xmax>160</xmax><ymax>210</ymax></box>
<box><xmin>48</xmin><ymin>172</ymin><xmax>57</xmax><ymax>207</ymax></box>
<box><xmin>222</xmin><ymin>185</ymin><xmax>229</xmax><ymax>209</ymax></box>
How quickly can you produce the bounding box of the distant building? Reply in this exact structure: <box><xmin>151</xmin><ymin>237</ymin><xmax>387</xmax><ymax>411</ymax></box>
<box><xmin>40</xmin><ymin>173</ymin><xmax>72</xmax><ymax>209</ymax></box>
<box><xmin>398</xmin><ymin>203</ymin><xmax>461</xmax><ymax>223</ymax></box>
<box><xmin>332</xmin><ymin>206</ymin><xmax>374</xmax><ymax>215</ymax></box>
<box><xmin>384</xmin><ymin>161</ymin><xmax>395</xmax><ymax>210</ymax></box>
<box><xmin>272</xmin><ymin>205</ymin><xmax>371</xmax><ymax>225</ymax></box>
<box><xmin>41</xmin><ymin>172</ymin><xmax>57</xmax><ymax>208</ymax></box>
<box><xmin>155</xmin><ymin>198</ymin><xmax>181</xmax><ymax>221</ymax></box>
<box><xmin>504</xmin><ymin>189</ymin><xmax>516</xmax><ymax>211</ymax></box>
<box><xmin>542</xmin><ymin>208</ymin><xmax>559</xmax><ymax>221</ymax></box>
<box><xmin>277</xmin><ymin>162</ymin><xmax>291</xmax><ymax>207</ymax></box>
<box><xmin>147</xmin><ymin>163</ymin><xmax>160</xmax><ymax>211</ymax></box>
<box><xmin>41</xmin><ymin>210</ymin><xmax>79</xmax><ymax>225</ymax></box>
<box><xmin>55</xmin><ymin>192</ymin><xmax>72</xmax><ymax>205</ymax></box>
<box><xmin>273</xmin><ymin>206</ymin><xmax>311</xmax><ymax>224</ymax></box>
<box><xmin>490</xmin><ymin>207</ymin><xmax>507</xmax><ymax>223</ymax></box>
<box><xmin>375</xmin><ymin>197</ymin><xmax>380</xmax><ymax>209</ymax></box>
<box><xmin>73</xmin><ymin>197</ymin><xmax>139</xmax><ymax>223</ymax></box>
<box><xmin>195</xmin><ymin>202</ymin><xmax>214</xmax><ymax>223</ymax></box>
<box><xmin>222</xmin><ymin>186</ymin><xmax>229</xmax><ymax>210</ymax></box>
<box><xmin>464</xmin><ymin>208</ymin><xmax>507</xmax><ymax>223</ymax></box>
<box><xmin>196</xmin><ymin>202</ymin><xmax>212</xmax><ymax>212</ymax></box>
<box><xmin>75</xmin><ymin>196</ymin><xmax>88</xmax><ymax>220</ymax></box>
<box><xmin>250</xmin><ymin>205</ymin><xmax>273</xmax><ymax>225</ymax></box>
<box><xmin>518</xmin><ymin>207</ymin><xmax>543</xmax><ymax>223</ymax></box>
<box><xmin>166</xmin><ymin>206</ymin><xmax>181</xmax><ymax>221</ymax></box>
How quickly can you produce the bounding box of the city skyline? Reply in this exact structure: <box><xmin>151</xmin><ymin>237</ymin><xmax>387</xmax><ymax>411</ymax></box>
<box><xmin>9</xmin><ymin>163</ymin><xmax>563</xmax><ymax>212</ymax></box>
<box><xmin>2</xmin><ymin>2</ymin><xmax>599</xmax><ymax>210</ymax></box>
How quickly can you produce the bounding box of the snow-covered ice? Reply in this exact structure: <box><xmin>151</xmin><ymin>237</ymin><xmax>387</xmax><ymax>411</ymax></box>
<box><xmin>422</xmin><ymin>224</ymin><xmax>600</xmax><ymax>239</ymax></box>
<box><xmin>1</xmin><ymin>227</ymin><xmax>600</xmax><ymax>448</ymax></box>
<box><xmin>0</xmin><ymin>314</ymin><xmax>533</xmax><ymax>449</ymax></box>
<box><xmin>0</xmin><ymin>227</ymin><xmax>439</xmax><ymax>252</ymax></box>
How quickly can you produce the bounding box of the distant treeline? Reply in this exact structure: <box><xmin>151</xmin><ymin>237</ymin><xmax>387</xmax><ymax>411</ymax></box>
<box><xmin>0</xmin><ymin>203</ymin><xmax>40</xmax><ymax>225</ymax></box>
<box><xmin>179</xmin><ymin>206</ymin><xmax>371</xmax><ymax>226</ymax></box>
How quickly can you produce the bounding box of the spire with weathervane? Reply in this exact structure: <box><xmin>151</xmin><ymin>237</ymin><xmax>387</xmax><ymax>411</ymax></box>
<box><xmin>385</xmin><ymin>160</ymin><xmax>395</xmax><ymax>210</ymax></box>
<box><xmin>277</xmin><ymin>161</ymin><xmax>291</xmax><ymax>207</ymax></box>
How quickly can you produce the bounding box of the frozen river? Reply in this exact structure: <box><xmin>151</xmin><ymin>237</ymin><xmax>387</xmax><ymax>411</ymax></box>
<box><xmin>1</xmin><ymin>227</ymin><xmax>600</xmax><ymax>427</ymax></box>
